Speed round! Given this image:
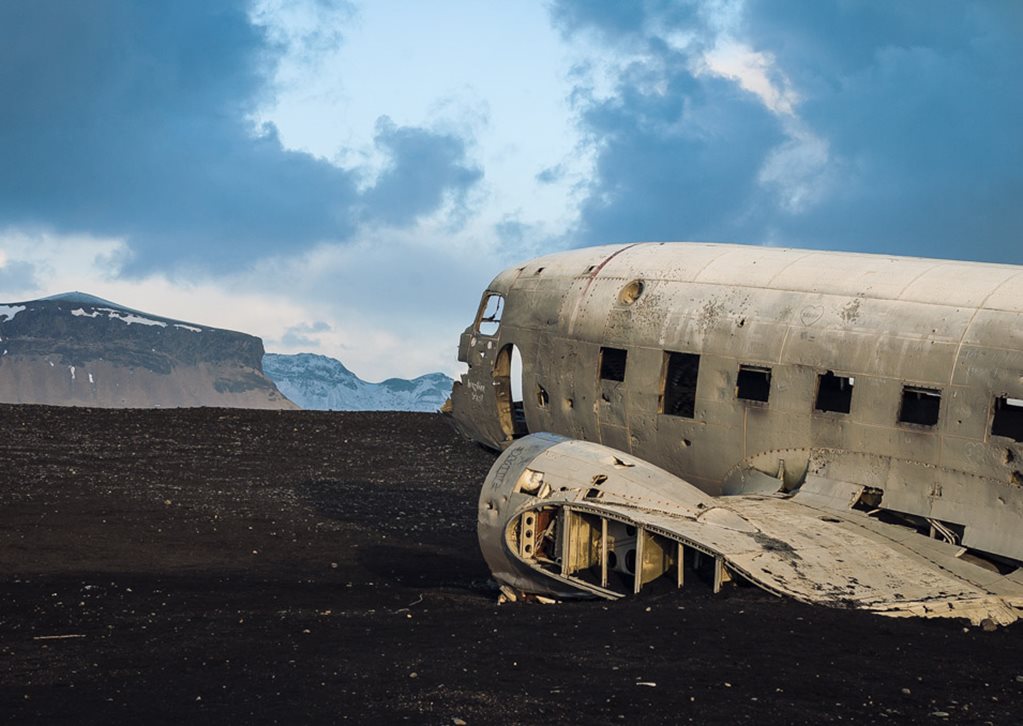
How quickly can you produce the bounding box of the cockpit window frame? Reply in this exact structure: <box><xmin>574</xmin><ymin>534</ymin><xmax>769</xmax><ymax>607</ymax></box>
<box><xmin>475</xmin><ymin>292</ymin><xmax>505</xmax><ymax>337</ymax></box>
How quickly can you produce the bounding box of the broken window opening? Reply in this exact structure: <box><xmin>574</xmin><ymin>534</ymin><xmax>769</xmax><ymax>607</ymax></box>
<box><xmin>599</xmin><ymin>347</ymin><xmax>628</xmax><ymax>383</ymax></box>
<box><xmin>584</xmin><ymin>471</ymin><xmax>608</xmax><ymax>498</ymax></box>
<box><xmin>660</xmin><ymin>351</ymin><xmax>700</xmax><ymax>418</ymax></box>
<box><xmin>476</xmin><ymin>293</ymin><xmax>504</xmax><ymax>337</ymax></box>
<box><xmin>991</xmin><ymin>396</ymin><xmax>1023</xmax><ymax>443</ymax></box>
<box><xmin>736</xmin><ymin>365</ymin><xmax>772</xmax><ymax>403</ymax></box>
<box><xmin>536</xmin><ymin>384</ymin><xmax>549</xmax><ymax>408</ymax></box>
<box><xmin>515</xmin><ymin>468</ymin><xmax>546</xmax><ymax>495</ymax></box>
<box><xmin>493</xmin><ymin>344</ymin><xmax>528</xmax><ymax>440</ymax></box>
<box><xmin>899</xmin><ymin>385</ymin><xmax>942</xmax><ymax>427</ymax></box>
<box><xmin>852</xmin><ymin>486</ymin><xmax>884</xmax><ymax>512</ymax></box>
<box><xmin>815</xmin><ymin>371</ymin><xmax>854</xmax><ymax>414</ymax></box>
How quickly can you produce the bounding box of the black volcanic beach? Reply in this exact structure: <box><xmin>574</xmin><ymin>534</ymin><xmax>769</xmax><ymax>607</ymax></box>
<box><xmin>1</xmin><ymin>405</ymin><xmax>1022</xmax><ymax>724</ymax></box>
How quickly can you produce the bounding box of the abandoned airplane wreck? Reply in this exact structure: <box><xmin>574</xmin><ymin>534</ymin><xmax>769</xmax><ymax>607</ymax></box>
<box><xmin>446</xmin><ymin>242</ymin><xmax>1023</xmax><ymax>624</ymax></box>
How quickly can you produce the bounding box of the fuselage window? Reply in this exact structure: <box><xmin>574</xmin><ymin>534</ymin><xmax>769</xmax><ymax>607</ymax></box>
<box><xmin>815</xmin><ymin>371</ymin><xmax>854</xmax><ymax>414</ymax></box>
<box><xmin>599</xmin><ymin>347</ymin><xmax>628</xmax><ymax>382</ymax></box>
<box><xmin>991</xmin><ymin>396</ymin><xmax>1023</xmax><ymax>442</ymax></box>
<box><xmin>660</xmin><ymin>351</ymin><xmax>700</xmax><ymax>418</ymax></box>
<box><xmin>476</xmin><ymin>293</ymin><xmax>504</xmax><ymax>336</ymax></box>
<box><xmin>899</xmin><ymin>386</ymin><xmax>941</xmax><ymax>427</ymax></box>
<box><xmin>736</xmin><ymin>365</ymin><xmax>772</xmax><ymax>403</ymax></box>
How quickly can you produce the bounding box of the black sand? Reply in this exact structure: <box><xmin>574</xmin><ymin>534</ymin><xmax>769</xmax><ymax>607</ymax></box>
<box><xmin>1</xmin><ymin>405</ymin><xmax>1021</xmax><ymax>724</ymax></box>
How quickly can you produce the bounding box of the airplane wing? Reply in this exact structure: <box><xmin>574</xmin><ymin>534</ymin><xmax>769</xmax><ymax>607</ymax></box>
<box><xmin>479</xmin><ymin>434</ymin><xmax>1023</xmax><ymax>626</ymax></box>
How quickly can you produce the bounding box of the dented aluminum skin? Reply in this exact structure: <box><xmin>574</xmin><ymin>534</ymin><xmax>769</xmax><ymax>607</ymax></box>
<box><xmin>481</xmin><ymin>434</ymin><xmax>1023</xmax><ymax>624</ymax></box>
<box><xmin>450</xmin><ymin>242</ymin><xmax>1023</xmax><ymax>621</ymax></box>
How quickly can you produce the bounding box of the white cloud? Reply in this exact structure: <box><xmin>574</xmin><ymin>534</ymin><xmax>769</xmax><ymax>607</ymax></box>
<box><xmin>553</xmin><ymin>0</ymin><xmax>840</xmax><ymax>230</ymax></box>
<box><xmin>253</xmin><ymin>0</ymin><xmax>588</xmax><ymax>240</ymax></box>
<box><xmin>0</xmin><ymin>228</ymin><xmax>124</xmax><ymax>284</ymax></box>
<box><xmin>211</xmin><ymin>0</ymin><xmax>598</xmax><ymax>380</ymax></box>
<box><xmin>0</xmin><ymin>228</ymin><xmax>308</xmax><ymax>337</ymax></box>
<box><xmin>0</xmin><ymin>1</ymin><xmax>581</xmax><ymax>385</ymax></box>
<box><xmin>702</xmin><ymin>39</ymin><xmax>799</xmax><ymax>117</ymax></box>
<box><xmin>757</xmin><ymin>124</ymin><xmax>834</xmax><ymax>213</ymax></box>
<box><xmin>698</xmin><ymin>0</ymin><xmax>749</xmax><ymax>38</ymax></box>
<box><xmin>245</xmin><ymin>223</ymin><xmax>511</xmax><ymax>379</ymax></box>
<box><xmin>0</xmin><ymin>223</ymin><xmax>504</xmax><ymax>381</ymax></box>
<box><xmin>698</xmin><ymin>34</ymin><xmax>832</xmax><ymax>215</ymax></box>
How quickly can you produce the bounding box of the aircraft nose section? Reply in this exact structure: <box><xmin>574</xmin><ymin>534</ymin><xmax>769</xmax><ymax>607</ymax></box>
<box><xmin>477</xmin><ymin>433</ymin><xmax>571</xmax><ymax>597</ymax></box>
<box><xmin>476</xmin><ymin>432</ymin><xmax>733</xmax><ymax>601</ymax></box>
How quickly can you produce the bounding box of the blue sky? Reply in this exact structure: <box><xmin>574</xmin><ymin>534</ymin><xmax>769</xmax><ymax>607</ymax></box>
<box><xmin>1</xmin><ymin>0</ymin><xmax>1020</xmax><ymax>379</ymax></box>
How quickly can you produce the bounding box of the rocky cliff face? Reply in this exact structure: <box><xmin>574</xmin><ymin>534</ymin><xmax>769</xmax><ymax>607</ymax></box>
<box><xmin>263</xmin><ymin>353</ymin><xmax>452</xmax><ymax>412</ymax></box>
<box><xmin>0</xmin><ymin>292</ymin><xmax>295</xmax><ymax>409</ymax></box>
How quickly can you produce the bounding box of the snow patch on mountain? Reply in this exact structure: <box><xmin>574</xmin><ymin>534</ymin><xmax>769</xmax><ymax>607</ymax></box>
<box><xmin>0</xmin><ymin>292</ymin><xmax>294</xmax><ymax>409</ymax></box>
<box><xmin>263</xmin><ymin>353</ymin><xmax>452</xmax><ymax>412</ymax></box>
<box><xmin>0</xmin><ymin>305</ymin><xmax>26</xmax><ymax>322</ymax></box>
<box><xmin>72</xmin><ymin>306</ymin><xmax>173</xmax><ymax>328</ymax></box>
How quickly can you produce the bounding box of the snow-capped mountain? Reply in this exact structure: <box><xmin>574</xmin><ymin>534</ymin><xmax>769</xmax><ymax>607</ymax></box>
<box><xmin>263</xmin><ymin>353</ymin><xmax>452</xmax><ymax>412</ymax></box>
<box><xmin>0</xmin><ymin>292</ymin><xmax>295</xmax><ymax>409</ymax></box>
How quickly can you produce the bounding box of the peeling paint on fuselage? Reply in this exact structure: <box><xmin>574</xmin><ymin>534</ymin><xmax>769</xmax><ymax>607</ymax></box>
<box><xmin>448</xmin><ymin>242</ymin><xmax>1023</xmax><ymax>564</ymax></box>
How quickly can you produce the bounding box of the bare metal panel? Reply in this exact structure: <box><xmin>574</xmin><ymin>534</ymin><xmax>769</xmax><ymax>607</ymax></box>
<box><xmin>450</xmin><ymin>242</ymin><xmax>1023</xmax><ymax>570</ymax></box>
<box><xmin>480</xmin><ymin>435</ymin><xmax>1023</xmax><ymax>624</ymax></box>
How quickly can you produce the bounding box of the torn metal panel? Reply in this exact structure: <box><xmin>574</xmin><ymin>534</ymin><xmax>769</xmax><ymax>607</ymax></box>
<box><xmin>480</xmin><ymin>435</ymin><xmax>1023</xmax><ymax>625</ymax></box>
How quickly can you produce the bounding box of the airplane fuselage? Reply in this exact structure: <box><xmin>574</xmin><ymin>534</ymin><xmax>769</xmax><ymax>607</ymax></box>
<box><xmin>448</xmin><ymin>242</ymin><xmax>1023</xmax><ymax>563</ymax></box>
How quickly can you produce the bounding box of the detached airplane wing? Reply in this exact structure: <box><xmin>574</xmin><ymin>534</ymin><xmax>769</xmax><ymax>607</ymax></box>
<box><xmin>480</xmin><ymin>434</ymin><xmax>1023</xmax><ymax>625</ymax></box>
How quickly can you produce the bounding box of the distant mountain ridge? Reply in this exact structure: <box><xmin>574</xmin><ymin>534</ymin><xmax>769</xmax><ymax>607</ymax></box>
<box><xmin>263</xmin><ymin>353</ymin><xmax>452</xmax><ymax>412</ymax></box>
<box><xmin>0</xmin><ymin>292</ymin><xmax>294</xmax><ymax>409</ymax></box>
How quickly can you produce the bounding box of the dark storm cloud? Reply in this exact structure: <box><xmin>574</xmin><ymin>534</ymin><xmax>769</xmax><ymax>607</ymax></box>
<box><xmin>739</xmin><ymin>0</ymin><xmax>1023</xmax><ymax>261</ymax></box>
<box><xmin>572</xmin><ymin>63</ymin><xmax>785</xmax><ymax>247</ymax></box>
<box><xmin>362</xmin><ymin>117</ymin><xmax>483</xmax><ymax>227</ymax></box>
<box><xmin>0</xmin><ymin>1</ymin><xmax>482</xmax><ymax>274</ymax></box>
<box><xmin>551</xmin><ymin>0</ymin><xmax>1023</xmax><ymax>263</ymax></box>
<box><xmin>550</xmin><ymin>0</ymin><xmax>698</xmax><ymax>42</ymax></box>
